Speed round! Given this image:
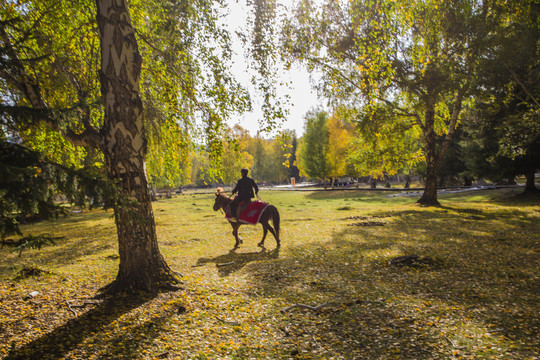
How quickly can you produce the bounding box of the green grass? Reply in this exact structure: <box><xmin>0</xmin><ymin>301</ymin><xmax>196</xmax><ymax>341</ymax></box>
<box><xmin>1</xmin><ymin>188</ymin><xmax>539</xmax><ymax>359</ymax></box>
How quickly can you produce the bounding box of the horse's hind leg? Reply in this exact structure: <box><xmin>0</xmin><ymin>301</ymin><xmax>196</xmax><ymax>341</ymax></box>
<box><xmin>266</xmin><ymin>225</ymin><xmax>280</xmax><ymax>247</ymax></box>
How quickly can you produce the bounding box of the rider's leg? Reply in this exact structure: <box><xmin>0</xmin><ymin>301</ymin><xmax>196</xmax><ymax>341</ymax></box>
<box><xmin>229</xmin><ymin>198</ymin><xmax>239</xmax><ymax>221</ymax></box>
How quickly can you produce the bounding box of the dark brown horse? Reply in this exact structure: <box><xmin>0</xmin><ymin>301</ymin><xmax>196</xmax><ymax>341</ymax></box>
<box><xmin>213</xmin><ymin>187</ymin><xmax>280</xmax><ymax>248</ymax></box>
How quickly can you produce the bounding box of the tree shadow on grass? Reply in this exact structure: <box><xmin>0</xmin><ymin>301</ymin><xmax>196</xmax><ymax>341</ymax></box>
<box><xmin>339</xmin><ymin>222</ymin><xmax>538</xmax><ymax>355</ymax></box>
<box><xmin>442</xmin><ymin>188</ymin><xmax>540</xmax><ymax>207</ymax></box>
<box><xmin>196</xmin><ymin>247</ymin><xmax>280</xmax><ymax>277</ymax></box>
<box><xmin>1</xmin><ymin>210</ymin><xmax>117</xmax><ymax>275</ymax></box>
<box><xmin>242</xmin><ymin>246</ymin><xmax>441</xmax><ymax>358</ymax></box>
<box><xmin>5</xmin><ymin>294</ymin><xmax>156</xmax><ymax>360</ymax></box>
<box><xmin>243</xmin><ymin>205</ymin><xmax>539</xmax><ymax>358</ymax></box>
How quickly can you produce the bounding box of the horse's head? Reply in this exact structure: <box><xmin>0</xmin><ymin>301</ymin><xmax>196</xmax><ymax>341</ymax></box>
<box><xmin>213</xmin><ymin>187</ymin><xmax>225</xmax><ymax>211</ymax></box>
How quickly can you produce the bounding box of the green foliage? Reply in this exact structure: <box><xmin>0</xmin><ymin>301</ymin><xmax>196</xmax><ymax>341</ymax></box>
<box><xmin>0</xmin><ymin>0</ymin><xmax>260</xmax><ymax>192</ymax></box>
<box><xmin>0</xmin><ymin>141</ymin><xmax>117</xmax><ymax>242</ymax></box>
<box><xmin>297</xmin><ymin>110</ymin><xmax>331</xmax><ymax>180</ymax></box>
<box><xmin>348</xmin><ymin>103</ymin><xmax>424</xmax><ymax>178</ymax></box>
<box><xmin>131</xmin><ymin>0</ymin><xmax>253</xmax><ymax>185</ymax></box>
<box><xmin>463</xmin><ymin>0</ymin><xmax>540</xmax><ymax>188</ymax></box>
<box><xmin>0</xmin><ymin>0</ymin><xmax>102</xmax><ymax>168</ymax></box>
<box><xmin>245</xmin><ymin>0</ymin><xmax>289</xmax><ymax>132</ymax></box>
<box><xmin>1</xmin><ymin>234</ymin><xmax>63</xmax><ymax>257</ymax></box>
<box><xmin>146</xmin><ymin>120</ymin><xmax>192</xmax><ymax>188</ymax></box>
<box><xmin>280</xmin><ymin>0</ymin><xmax>509</xmax><ymax>203</ymax></box>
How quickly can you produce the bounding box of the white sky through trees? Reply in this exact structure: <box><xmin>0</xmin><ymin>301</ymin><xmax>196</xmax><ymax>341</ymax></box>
<box><xmin>222</xmin><ymin>0</ymin><xmax>320</xmax><ymax>137</ymax></box>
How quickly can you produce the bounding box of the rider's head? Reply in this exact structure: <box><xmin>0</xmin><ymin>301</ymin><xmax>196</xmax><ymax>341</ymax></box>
<box><xmin>241</xmin><ymin>168</ymin><xmax>249</xmax><ymax>177</ymax></box>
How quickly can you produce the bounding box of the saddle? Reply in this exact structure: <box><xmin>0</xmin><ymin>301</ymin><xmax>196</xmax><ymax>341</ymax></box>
<box><xmin>226</xmin><ymin>200</ymin><xmax>268</xmax><ymax>224</ymax></box>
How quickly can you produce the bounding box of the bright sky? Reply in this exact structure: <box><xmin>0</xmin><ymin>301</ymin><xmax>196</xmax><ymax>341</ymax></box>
<box><xmin>223</xmin><ymin>1</ymin><xmax>321</xmax><ymax>138</ymax></box>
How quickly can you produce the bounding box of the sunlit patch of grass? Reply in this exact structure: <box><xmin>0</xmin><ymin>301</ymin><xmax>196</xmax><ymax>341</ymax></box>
<box><xmin>1</xmin><ymin>188</ymin><xmax>539</xmax><ymax>359</ymax></box>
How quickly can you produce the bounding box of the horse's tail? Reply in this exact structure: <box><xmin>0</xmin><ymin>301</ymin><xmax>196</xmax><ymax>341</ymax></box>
<box><xmin>272</xmin><ymin>206</ymin><xmax>280</xmax><ymax>240</ymax></box>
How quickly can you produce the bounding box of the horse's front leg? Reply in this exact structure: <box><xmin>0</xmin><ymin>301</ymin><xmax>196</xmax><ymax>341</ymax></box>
<box><xmin>231</xmin><ymin>222</ymin><xmax>242</xmax><ymax>248</ymax></box>
<box><xmin>258</xmin><ymin>224</ymin><xmax>268</xmax><ymax>247</ymax></box>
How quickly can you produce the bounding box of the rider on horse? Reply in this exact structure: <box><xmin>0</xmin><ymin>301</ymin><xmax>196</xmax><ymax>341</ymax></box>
<box><xmin>229</xmin><ymin>168</ymin><xmax>259</xmax><ymax>222</ymax></box>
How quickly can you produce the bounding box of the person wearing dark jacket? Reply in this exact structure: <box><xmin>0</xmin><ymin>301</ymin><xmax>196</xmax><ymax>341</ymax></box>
<box><xmin>229</xmin><ymin>168</ymin><xmax>259</xmax><ymax>221</ymax></box>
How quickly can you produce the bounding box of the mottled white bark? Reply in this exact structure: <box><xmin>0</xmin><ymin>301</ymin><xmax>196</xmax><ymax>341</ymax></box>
<box><xmin>96</xmin><ymin>0</ymin><xmax>178</xmax><ymax>292</ymax></box>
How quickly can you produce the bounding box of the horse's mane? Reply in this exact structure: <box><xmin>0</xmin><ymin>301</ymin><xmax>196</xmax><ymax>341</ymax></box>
<box><xmin>215</xmin><ymin>187</ymin><xmax>230</xmax><ymax>199</ymax></box>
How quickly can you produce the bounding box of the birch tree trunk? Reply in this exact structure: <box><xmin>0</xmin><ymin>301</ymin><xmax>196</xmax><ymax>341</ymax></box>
<box><xmin>96</xmin><ymin>0</ymin><xmax>179</xmax><ymax>292</ymax></box>
<box><xmin>417</xmin><ymin>87</ymin><xmax>467</xmax><ymax>206</ymax></box>
<box><xmin>417</xmin><ymin>99</ymin><xmax>441</xmax><ymax>206</ymax></box>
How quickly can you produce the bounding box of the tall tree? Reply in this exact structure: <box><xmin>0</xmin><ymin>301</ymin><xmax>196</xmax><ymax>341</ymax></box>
<box><xmin>94</xmin><ymin>0</ymin><xmax>179</xmax><ymax>292</ymax></box>
<box><xmin>297</xmin><ymin>110</ymin><xmax>331</xmax><ymax>182</ymax></box>
<box><xmin>348</xmin><ymin>103</ymin><xmax>423</xmax><ymax>180</ymax></box>
<box><xmin>2</xmin><ymin>0</ymin><xmax>271</xmax><ymax>291</ymax></box>
<box><xmin>274</xmin><ymin>129</ymin><xmax>299</xmax><ymax>183</ymax></box>
<box><xmin>472</xmin><ymin>0</ymin><xmax>539</xmax><ymax>192</ymax></box>
<box><xmin>327</xmin><ymin>108</ymin><xmax>354</xmax><ymax>184</ymax></box>
<box><xmin>281</xmin><ymin>0</ymin><xmax>495</xmax><ymax>205</ymax></box>
<box><xmin>284</xmin><ymin>130</ymin><xmax>301</xmax><ymax>181</ymax></box>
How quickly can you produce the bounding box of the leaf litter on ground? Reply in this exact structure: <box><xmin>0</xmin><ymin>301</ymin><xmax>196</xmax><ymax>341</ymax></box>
<box><xmin>0</xmin><ymin>188</ymin><xmax>538</xmax><ymax>359</ymax></box>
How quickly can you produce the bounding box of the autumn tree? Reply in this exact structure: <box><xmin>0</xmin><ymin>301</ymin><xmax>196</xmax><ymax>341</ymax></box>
<box><xmin>220</xmin><ymin>125</ymin><xmax>254</xmax><ymax>185</ymax></box>
<box><xmin>0</xmin><ymin>0</ymin><xmax>251</xmax><ymax>292</ymax></box>
<box><xmin>281</xmin><ymin>0</ymin><xmax>502</xmax><ymax>205</ymax></box>
<box><xmin>190</xmin><ymin>125</ymin><xmax>295</xmax><ymax>186</ymax></box>
<box><xmin>348</xmin><ymin>104</ymin><xmax>423</xmax><ymax>181</ymax></box>
<box><xmin>327</xmin><ymin>108</ymin><xmax>354</xmax><ymax>185</ymax></box>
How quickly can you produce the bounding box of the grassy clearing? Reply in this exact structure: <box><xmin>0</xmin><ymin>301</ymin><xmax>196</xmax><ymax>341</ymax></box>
<box><xmin>1</xmin><ymin>188</ymin><xmax>539</xmax><ymax>359</ymax></box>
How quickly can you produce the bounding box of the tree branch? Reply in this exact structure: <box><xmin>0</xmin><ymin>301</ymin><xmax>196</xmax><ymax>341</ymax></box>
<box><xmin>0</xmin><ymin>103</ymin><xmax>102</xmax><ymax>149</ymax></box>
<box><xmin>508</xmin><ymin>67</ymin><xmax>540</xmax><ymax>108</ymax></box>
<box><xmin>280</xmin><ymin>303</ymin><xmax>329</xmax><ymax>313</ymax></box>
<box><xmin>437</xmin><ymin>83</ymin><xmax>469</xmax><ymax>165</ymax></box>
<box><xmin>0</xmin><ymin>23</ymin><xmax>102</xmax><ymax>149</ymax></box>
<box><xmin>304</xmin><ymin>55</ymin><xmax>423</xmax><ymax>128</ymax></box>
<box><xmin>305</xmin><ymin>55</ymin><xmax>365</xmax><ymax>93</ymax></box>
<box><xmin>376</xmin><ymin>97</ymin><xmax>421</xmax><ymax>123</ymax></box>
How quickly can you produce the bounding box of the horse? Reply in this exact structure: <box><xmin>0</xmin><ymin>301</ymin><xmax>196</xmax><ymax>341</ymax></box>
<box><xmin>213</xmin><ymin>187</ymin><xmax>281</xmax><ymax>249</ymax></box>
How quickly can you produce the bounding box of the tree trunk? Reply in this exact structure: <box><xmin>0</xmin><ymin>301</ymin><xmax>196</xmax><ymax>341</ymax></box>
<box><xmin>404</xmin><ymin>170</ymin><xmax>411</xmax><ymax>189</ymax></box>
<box><xmin>524</xmin><ymin>168</ymin><xmax>538</xmax><ymax>193</ymax></box>
<box><xmin>383</xmin><ymin>171</ymin><xmax>391</xmax><ymax>188</ymax></box>
<box><xmin>417</xmin><ymin>100</ymin><xmax>440</xmax><ymax>206</ymax></box>
<box><xmin>523</xmin><ymin>137</ymin><xmax>539</xmax><ymax>193</ymax></box>
<box><xmin>96</xmin><ymin>0</ymin><xmax>179</xmax><ymax>293</ymax></box>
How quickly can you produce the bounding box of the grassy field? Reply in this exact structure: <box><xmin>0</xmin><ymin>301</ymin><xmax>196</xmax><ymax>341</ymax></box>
<box><xmin>1</xmin><ymin>188</ymin><xmax>538</xmax><ymax>359</ymax></box>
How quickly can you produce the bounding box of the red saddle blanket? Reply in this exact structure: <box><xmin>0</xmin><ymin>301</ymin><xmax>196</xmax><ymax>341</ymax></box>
<box><xmin>226</xmin><ymin>201</ymin><xmax>268</xmax><ymax>224</ymax></box>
